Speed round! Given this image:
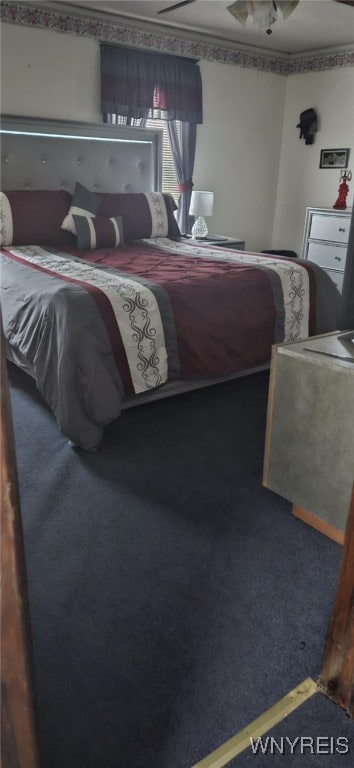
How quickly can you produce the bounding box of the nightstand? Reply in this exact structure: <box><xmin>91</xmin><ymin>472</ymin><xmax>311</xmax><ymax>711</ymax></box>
<box><xmin>188</xmin><ymin>235</ymin><xmax>245</xmax><ymax>250</ymax></box>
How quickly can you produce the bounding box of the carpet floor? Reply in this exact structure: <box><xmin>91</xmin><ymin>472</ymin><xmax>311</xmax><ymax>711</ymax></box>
<box><xmin>8</xmin><ymin>363</ymin><xmax>353</xmax><ymax>768</ymax></box>
<box><xmin>233</xmin><ymin>693</ymin><xmax>354</xmax><ymax>767</ymax></box>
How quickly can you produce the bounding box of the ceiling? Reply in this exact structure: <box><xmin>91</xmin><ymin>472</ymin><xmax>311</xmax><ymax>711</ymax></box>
<box><xmin>50</xmin><ymin>0</ymin><xmax>354</xmax><ymax>55</ymax></box>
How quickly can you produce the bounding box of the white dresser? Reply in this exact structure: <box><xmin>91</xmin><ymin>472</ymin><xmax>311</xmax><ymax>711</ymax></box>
<box><xmin>301</xmin><ymin>207</ymin><xmax>351</xmax><ymax>294</ymax></box>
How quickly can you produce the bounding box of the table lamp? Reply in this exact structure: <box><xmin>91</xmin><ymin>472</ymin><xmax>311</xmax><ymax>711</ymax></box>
<box><xmin>189</xmin><ymin>190</ymin><xmax>214</xmax><ymax>238</ymax></box>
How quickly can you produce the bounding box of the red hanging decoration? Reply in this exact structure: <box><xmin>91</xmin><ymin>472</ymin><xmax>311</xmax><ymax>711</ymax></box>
<box><xmin>333</xmin><ymin>170</ymin><xmax>352</xmax><ymax>210</ymax></box>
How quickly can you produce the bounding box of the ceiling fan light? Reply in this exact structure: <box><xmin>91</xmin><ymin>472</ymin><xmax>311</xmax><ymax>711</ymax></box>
<box><xmin>277</xmin><ymin>0</ymin><xmax>300</xmax><ymax>20</ymax></box>
<box><xmin>227</xmin><ymin>0</ymin><xmax>300</xmax><ymax>29</ymax></box>
<box><xmin>247</xmin><ymin>1</ymin><xmax>276</xmax><ymax>21</ymax></box>
<box><xmin>227</xmin><ymin>1</ymin><xmax>249</xmax><ymax>26</ymax></box>
<box><xmin>245</xmin><ymin>1</ymin><xmax>278</xmax><ymax>29</ymax></box>
<box><xmin>227</xmin><ymin>0</ymin><xmax>277</xmax><ymax>27</ymax></box>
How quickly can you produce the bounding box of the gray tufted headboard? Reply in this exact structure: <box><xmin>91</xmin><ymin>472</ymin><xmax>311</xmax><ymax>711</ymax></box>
<box><xmin>0</xmin><ymin>115</ymin><xmax>162</xmax><ymax>194</ymax></box>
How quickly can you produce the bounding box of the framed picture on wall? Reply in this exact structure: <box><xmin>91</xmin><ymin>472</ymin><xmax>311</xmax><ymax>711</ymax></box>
<box><xmin>320</xmin><ymin>148</ymin><xmax>350</xmax><ymax>169</ymax></box>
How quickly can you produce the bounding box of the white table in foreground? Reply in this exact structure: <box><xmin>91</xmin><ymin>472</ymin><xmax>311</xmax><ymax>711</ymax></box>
<box><xmin>263</xmin><ymin>331</ymin><xmax>354</xmax><ymax>542</ymax></box>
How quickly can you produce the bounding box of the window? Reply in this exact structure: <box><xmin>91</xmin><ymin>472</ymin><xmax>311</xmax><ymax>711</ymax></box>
<box><xmin>107</xmin><ymin>115</ymin><xmax>181</xmax><ymax>203</ymax></box>
<box><xmin>146</xmin><ymin>119</ymin><xmax>181</xmax><ymax>203</ymax></box>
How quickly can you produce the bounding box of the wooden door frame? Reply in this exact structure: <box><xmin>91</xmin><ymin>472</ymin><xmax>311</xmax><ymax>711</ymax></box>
<box><xmin>1</xmin><ymin>330</ymin><xmax>39</xmax><ymax>768</ymax></box>
<box><xmin>318</xmin><ymin>484</ymin><xmax>354</xmax><ymax>717</ymax></box>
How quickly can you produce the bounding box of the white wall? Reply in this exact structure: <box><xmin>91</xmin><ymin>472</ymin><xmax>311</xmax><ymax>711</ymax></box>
<box><xmin>0</xmin><ymin>24</ymin><xmax>101</xmax><ymax>122</ymax></box>
<box><xmin>1</xmin><ymin>21</ymin><xmax>354</xmax><ymax>254</ymax></box>
<box><xmin>273</xmin><ymin>68</ymin><xmax>354</xmax><ymax>257</ymax></box>
<box><xmin>194</xmin><ymin>61</ymin><xmax>286</xmax><ymax>249</ymax></box>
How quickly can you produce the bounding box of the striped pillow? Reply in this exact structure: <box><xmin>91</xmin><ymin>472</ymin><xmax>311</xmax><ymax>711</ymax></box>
<box><xmin>61</xmin><ymin>182</ymin><xmax>100</xmax><ymax>235</ymax></box>
<box><xmin>98</xmin><ymin>191</ymin><xmax>179</xmax><ymax>240</ymax></box>
<box><xmin>73</xmin><ymin>214</ymin><xmax>124</xmax><ymax>250</ymax></box>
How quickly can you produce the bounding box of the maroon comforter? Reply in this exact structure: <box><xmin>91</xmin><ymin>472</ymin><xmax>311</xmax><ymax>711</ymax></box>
<box><xmin>1</xmin><ymin>238</ymin><xmax>340</xmax><ymax>447</ymax></box>
<box><xmin>70</xmin><ymin>237</ymin><xmax>326</xmax><ymax>389</ymax></box>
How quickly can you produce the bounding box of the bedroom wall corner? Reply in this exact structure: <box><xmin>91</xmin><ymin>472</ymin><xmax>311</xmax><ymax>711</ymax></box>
<box><xmin>272</xmin><ymin>67</ymin><xmax>354</xmax><ymax>257</ymax></box>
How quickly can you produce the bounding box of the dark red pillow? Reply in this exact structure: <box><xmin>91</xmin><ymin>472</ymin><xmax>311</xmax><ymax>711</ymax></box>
<box><xmin>1</xmin><ymin>190</ymin><xmax>75</xmax><ymax>247</ymax></box>
<box><xmin>98</xmin><ymin>192</ymin><xmax>180</xmax><ymax>241</ymax></box>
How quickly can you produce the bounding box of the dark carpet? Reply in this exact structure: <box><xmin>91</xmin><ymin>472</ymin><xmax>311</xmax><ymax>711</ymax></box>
<box><xmin>8</xmin><ymin>363</ymin><xmax>352</xmax><ymax>768</ymax></box>
<box><xmin>233</xmin><ymin>693</ymin><xmax>354</xmax><ymax>766</ymax></box>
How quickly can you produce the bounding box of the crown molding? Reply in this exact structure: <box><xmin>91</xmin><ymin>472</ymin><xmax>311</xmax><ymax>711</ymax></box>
<box><xmin>1</xmin><ymin>2</ymin><xmax>354</xmax><ymax>76</ymax></box>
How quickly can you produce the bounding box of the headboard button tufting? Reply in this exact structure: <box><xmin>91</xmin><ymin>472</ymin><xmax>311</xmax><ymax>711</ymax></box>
<box><xmin>1</xmin><ymin>121</ymin><xmax>159</xmax><ymax>194</ymax></box>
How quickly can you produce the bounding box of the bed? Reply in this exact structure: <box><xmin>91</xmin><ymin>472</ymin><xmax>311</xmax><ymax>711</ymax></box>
<box><xmin>0</xmin><ymin>117</ymin><xmax>341</xmax><ymax>449</ymax></box>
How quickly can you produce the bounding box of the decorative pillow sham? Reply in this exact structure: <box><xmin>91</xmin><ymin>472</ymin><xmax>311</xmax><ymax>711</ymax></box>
<box><xmin>73</xmin><ymin>214</ymin><xmax>124</xmax><ymax>250</ymax></box>
<box><xmin>61</xmin><ymin>182</ymin><xmax>101</xmax><ymax>235</ymax></box>
<box><xmin>98</xmin><ymin>191</ymin><xmax>180</xmax><ymax>241</ymax></box>
<box><xmin>0</xmin><ymin>190</ymin><xmax>75</xmax><ymax>247</ymax></box>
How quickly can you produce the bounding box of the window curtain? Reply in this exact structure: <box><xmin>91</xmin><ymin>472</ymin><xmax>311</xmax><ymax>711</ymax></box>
<box><xmin>101</xmin><ymin>45</ymin><xmax>203</xmax><ymax>124</ymax></box>
<box><xmin>167</xmin><ymin>120</ymin><xmax>196</xmax><ymax>235</ymax></box>
<box><xmin>100</xmin><ymin>45</ymin><xmax>202</xmax><ymax>233</ymax></box>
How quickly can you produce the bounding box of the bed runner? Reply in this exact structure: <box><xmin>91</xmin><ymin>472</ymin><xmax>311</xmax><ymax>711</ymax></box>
<box><xmin>144</xmin><ymin>238</ymin><xmax>310</xmax><ymax>342</ymax></box>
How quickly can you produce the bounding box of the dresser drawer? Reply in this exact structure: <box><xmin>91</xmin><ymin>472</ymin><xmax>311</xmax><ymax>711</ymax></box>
<box><xmin>309</xmin><ymin>214</ymin><xmax>349</xmax><ymax>244</ymax></box>
<box><xmin>307</xmin><ymin>241</ymin><xmax>346</xmax><ymax>271</ymax></box>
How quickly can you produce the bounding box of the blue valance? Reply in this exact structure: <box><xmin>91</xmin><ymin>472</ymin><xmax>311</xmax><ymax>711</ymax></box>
<box><xmin>101</xmin><ymin>45</ymin><xmax>203</xmax><ymax>124</ymax></box>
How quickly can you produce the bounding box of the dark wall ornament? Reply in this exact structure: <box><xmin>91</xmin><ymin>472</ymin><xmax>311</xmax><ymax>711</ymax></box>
<box><xmin>320</xmin><ymin>148</ymin><xmax>350</xmax><ymax>169</ymax></box>
<box><xmin>296</xmin><ymin>108</ymin><xmax>318</xmax><ymax>145</ymax></box>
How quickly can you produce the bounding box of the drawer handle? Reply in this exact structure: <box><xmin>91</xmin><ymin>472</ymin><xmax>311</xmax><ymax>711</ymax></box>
<box><xmin>338</xmin><ymin>227</ymin><xmax>346</xmax><ymax>232</ymax></box>
<box><xmin>334</xmin><ymin>256</ymin><xmax>342</xmax><ymax>261</ymax></box>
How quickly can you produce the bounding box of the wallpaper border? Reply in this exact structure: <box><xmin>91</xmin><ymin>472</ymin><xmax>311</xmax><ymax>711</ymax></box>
<box><xmin>1</xmin><ymin>1</ymin><xmax>354</xmax><ymax>76</ymax></box>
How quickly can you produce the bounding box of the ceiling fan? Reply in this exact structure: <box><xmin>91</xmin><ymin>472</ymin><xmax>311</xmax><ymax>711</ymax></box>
<box><xmin>158</xmin><ymin>0</ymin><xmax>354</xmax><ymax>35</ymax></box>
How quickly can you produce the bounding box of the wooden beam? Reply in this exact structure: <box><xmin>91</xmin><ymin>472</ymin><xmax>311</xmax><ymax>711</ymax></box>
<box><xmin>318</xmin><ymin>484</ymin><xmax>354</xmax><ymax>717</ymax></box>
<box><xmin>1</xmin><ymin>331</ymin><xmax>39</xmax><ymax>767</ymax></box>
<box><xmin>191</xmin><ymin>678</ymin><xmax>317</xmax><ymax>768</ymax></box>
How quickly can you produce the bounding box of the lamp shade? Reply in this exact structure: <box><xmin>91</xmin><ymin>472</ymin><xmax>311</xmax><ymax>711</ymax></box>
<box><xmin>189</xmin><ymin>191</ymin><xmax>214</xmax><ymax>217</ymax></box>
